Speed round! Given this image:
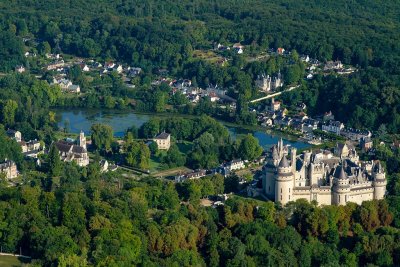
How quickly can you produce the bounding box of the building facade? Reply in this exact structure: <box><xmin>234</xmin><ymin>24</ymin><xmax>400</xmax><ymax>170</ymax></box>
<box><xmin>0</xmin><ymin>160</ymin><xmax>18</xmax><ymax>179</ymax></box>
<box><xmin>153</xmin><ymin>132</ymin><xmax>171</xmax><ymax>150</ymax></box>
<box><xmin>54</xmin><ymin>131</ymin><xmax>89</xmax><ymax>167</ymax></box>
<box><xmin>263</xmin><ymin>139</ymin><xmax>386</xmax><ymax>206</ymax></box>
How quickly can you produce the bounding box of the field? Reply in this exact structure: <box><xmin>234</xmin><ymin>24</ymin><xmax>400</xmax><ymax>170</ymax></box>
<box><xmin>192</xmin><ymin>50</ymin><xmax>225</xmax><ymax>64</ymax></box>
<box><xmin>0</xmin><ymin>255</ymin><xmax>31</xmax><ymax>267</ymax></box>
<box><xmin>153</xmin><ymin>166</ymin><xmax>192</xmax><ymax>179</ymax></box>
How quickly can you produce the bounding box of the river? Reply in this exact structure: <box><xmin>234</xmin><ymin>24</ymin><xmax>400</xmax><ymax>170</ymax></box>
<box><xmin>56</xmin><ymin>109</ymin><xmax>310</xmax><ymax>150</ymax></box>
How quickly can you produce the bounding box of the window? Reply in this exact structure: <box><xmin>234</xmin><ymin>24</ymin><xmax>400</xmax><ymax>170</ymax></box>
<box><xmin>281</xmin><ymin>188</ymin><xmax>282</xmax><ymax>193</ymax></box>
<box><xmin>289</xmin><ymin>188</ymin><xmax>291</xmax><ymax>193</ymax></box>
<box><xmin>281</xmin><ymin>195</ymin><xmax>282</xmax><ymax>200</ymax></box>
<box><xmin>299</xmin><ymin>183</ymin><xmax>301</xmax><ymax>186</ymax></box>
<box><xmin>268</xmin><ymin>186</ymin><xmax>270</xmax><ymax>192</ymax></box>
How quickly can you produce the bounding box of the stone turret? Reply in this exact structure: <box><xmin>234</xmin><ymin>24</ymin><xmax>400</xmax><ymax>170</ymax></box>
<box><xmin>333</xmin><ymin>166</ymin><xmax>350</xmax><ymax>205</ymax></box>
<box><xmin>275</xmin><ymin>155</ymin><xmax>294</xmax><ymax>205</ymax></box>
<box><xmin>264</xmin><ymin>146</ymin><xmax>279</xmax><ymax>199</ymax></box>
<box><xmin>372</xmin><ymin>161</ymin><xmax>386</xmax><ymax>200</ymax></box>
<box><xmin>291</xmin><ymin>147</ymin><xmax>297</xmax><ymax>174</ymax></box>
<box><xmin>79</xmin><ymin>130</ymin><xmax>87</xmax><ymax>150</ymax></box>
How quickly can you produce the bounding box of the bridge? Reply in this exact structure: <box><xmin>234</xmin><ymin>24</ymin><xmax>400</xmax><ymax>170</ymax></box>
<box><xmin>249</xmin><ymin>85</ymin><xmax>300</xmax><ymax>103</ymax></box>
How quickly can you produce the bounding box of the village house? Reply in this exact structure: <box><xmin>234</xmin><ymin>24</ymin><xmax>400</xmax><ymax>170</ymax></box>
<box><xmin>0</xmin><ymin>160</ymin><xmax>18</xmax><ymax>179</ymax></box>
<box><xmin>321</xmin><ymin>120</ymin><xmax>344</xmax><ymax>135</ymax></box>
<box><xmin>226</xmin><ymin>159</ymin><xmax>245</xmax><ymax>171</ymax></box>
<box><xmin>208</xmin><ymin>92</ymin><xmax>220</xmax><ymax>102</ymax></box>
<box><xmin>301</xmin><ymin>55</ymin><xmax>310</xmax><ymax>63</ymax></box>
<box><xmin>104</xmin><ymin>61</ymin><xmax>116</xmax><ymax>69</ymax></box>
<box><xmin>46</xmin><ymin>61</ymin><xmax>65</xmax><ymax>71</ymax></box>
<box><xmin>340</xmin><ymin>128</ymin><xmax>371</xmax><ymax>141</ymax></box>
<box><xmin>360</xmin><ymin>137</ymin><xmax>373</xmax><ymax>152</ymax></box>
<box><xmin>324</xmin><ymin>60</ymin><xmax>343</xmax><ymax>71</ymax></box>
<box><xmin>15</xmin><ymin>65</ymin><xmax>26</xmax><ymax>73</ymax></box>
<box><xmin>20</xmin><ymin>139</ymin><xmax>43</xmax><ymax>158</ymax></box>
<box><xmin>175</xmin><ymin>169</ymin><xmax>207</xmax><ymax>183</ymax></box>
<box><xmin>265</xmin><ymin>98</ymin><xmax>281</xmax><ymax>112</ymax></box>
<box><xmin>127</xmin><ymin>67</ymin><xmax>142</xmax><ymax>77</ymax></box>
<box><xmin>6</xmin><ymin>129</ymin><xmax>22</xmax><ymax>142</ymax></box>
<box><xmin>100</xmin><ymin>159</ymin><xmax>109</xmax><ymax>173</ymax></box>
<box><xmin>323</xmin><ymin>111</ymin><xmax>335</xmax><ymax>121</ymax></box>
<box><xmin>302</xmin><ymin>119</ymin><xmax>319</xmax><ymax>133</ymax></box>
<box><xmin>277</xmin><ymin>47</ymin><xmax>285</xmax><ymax>55</ymax></box>
<box><xmin>153</xmin><ymin>132</ymin><xmax>171</xmax><ymax>150</ymax></box>
<box><xmin>80</xmin><ymin>64</ymin><xmax>90</xmax><ymax>72</ymax></box>
<box><xmin>52</xmin><ymin>78</ymin><xmax>80</xmax><ymax>93</ymax></box>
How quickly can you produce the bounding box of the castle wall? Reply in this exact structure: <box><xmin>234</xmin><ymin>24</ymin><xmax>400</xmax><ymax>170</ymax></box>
<box><xmin>264</xmin><ymin>169</ymin><xmax>276</xmax><ymax>200</ymax></box>
<box><xmin>292</xmin><ymin>187</ymin><xmax>332</xmax><ymax>205</ymax></box>
<box><xmin>347</xmin><ymin>188</ymin><xmax>374</xmax><ymax>205</ymax></box>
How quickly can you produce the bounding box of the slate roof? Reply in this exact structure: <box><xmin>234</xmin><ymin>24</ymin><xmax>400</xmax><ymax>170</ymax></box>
<box><xmin>278</xmin><ymin>156</ymin><xmax>290</xmax><ymax>168</ymax></box>
<box><xmin>155</xmin><ymin>132</ymin><xmax>170</xmax><ymax>139</ymax></box>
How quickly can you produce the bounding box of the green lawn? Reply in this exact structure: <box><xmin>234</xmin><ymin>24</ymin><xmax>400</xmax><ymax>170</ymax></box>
<box><xmin>176</xmin><ymin>141</ymin><xmax>193</xmax><ymax>154</ymax></box>
<box><xmin>0</xmin><ymin>255</ymin><xmax>31</xmax><ymax>267</ymax></box>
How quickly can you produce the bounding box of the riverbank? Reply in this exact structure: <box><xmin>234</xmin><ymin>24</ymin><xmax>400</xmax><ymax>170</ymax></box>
<box><xmin>54</xmin><ymin>108</ymin><xmax>312</xmax><ymax>150</ymax></box>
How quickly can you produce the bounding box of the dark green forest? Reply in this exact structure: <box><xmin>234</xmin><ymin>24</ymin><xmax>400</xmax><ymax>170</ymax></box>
<box><xmin>0</xmin><ymin>0</ymin><xmax>400</xmax><ymax>130</ymax></box>
<box><xmin>0</xmin><ymin>1</ymin><xmax>400</xmax><ymax>266</ymax></box>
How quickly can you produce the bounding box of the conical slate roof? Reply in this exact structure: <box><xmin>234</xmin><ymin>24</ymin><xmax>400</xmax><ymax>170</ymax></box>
<box><xmin>272</xmin><ymin>146</ymin><xmax>279</xmax><ymax>160</ymax></box>
<box><xmin>278</xmin><ymin>155</ymin><xmax>290</xmax><ymax>168</ymax></box>
<box><xmin>337</xmin><ymin>166</ymin><xmax>348</xmax><ymax>180</ymax></box>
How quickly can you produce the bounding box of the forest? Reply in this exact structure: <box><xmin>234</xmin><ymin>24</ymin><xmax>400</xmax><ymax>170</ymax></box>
<box><xmin>0</xmin><ymin>0</ymin><xmax>399</xmax><ymax>266</ymax></box>
<box><xmin>0</xmin><ymin>0</ymin><xmax>399</xmax><ymax>130</ymax></box>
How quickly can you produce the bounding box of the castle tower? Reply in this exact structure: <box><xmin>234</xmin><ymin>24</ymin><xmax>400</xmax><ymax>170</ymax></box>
<box><xmin>275</xmin><ymin>155</ymin><xmax>294</xmax><ymax>205</ymax></box>
<box><xmin>291</xmin><ymin>147</ymin><xmax>297</xmax><ymax>174</ymax></box>
<box><xmin>372</xmin><ymin>161</ymin><xmax>386</xmax><ymax>200</ymax></box>
<box><xmin>277</xmin><ymin>138</ymin><xmax>284</xmax><ymax>158</ymax></box>
<box><xmin>332</xmin><ymin>166</ymin><xmax>350</xmax><ymax>205</ymax></box>
<box><xmin>264</xmin><ymin>146</ymin><xmax>279</xmax><ymax>199</ymax></box>
<box><xmin>79</xmin><ymin>130</ymin><xmax>87</xmax><ymax>149</ymax></box>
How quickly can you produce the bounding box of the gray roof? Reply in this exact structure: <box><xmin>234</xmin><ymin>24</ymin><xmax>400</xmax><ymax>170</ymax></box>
<box><xmin>272</xmin><ymin>146</ymin><xmax>279</xmax><ymax>160</ymax></box>
<box><xmin>278</xmin><ymin>156</ymin><xmax>290</xmax><ymax>168</ymax></box>
<box><xmin>155</xmin><ymin>132</ymin><xmax>170</xmax><ymax>139</ymax></box>
<box><xmin>55</xmin><ymin>141</ymin><xmax>73</xmax><ymax>153</ymax></box>
<box><xmin>335</xmin><ymin>166</ymin><xmax>348</xmax><ymax>180</ymax></box>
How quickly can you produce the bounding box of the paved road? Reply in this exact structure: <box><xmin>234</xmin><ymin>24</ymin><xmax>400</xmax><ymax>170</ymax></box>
<box><xmin>249</xmin><ymin>85</ymin><xmax>300</xmax><ymax>103</ymax></box>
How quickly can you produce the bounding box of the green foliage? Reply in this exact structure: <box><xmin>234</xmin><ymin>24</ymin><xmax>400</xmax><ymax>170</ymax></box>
<box><xmin>162</xmin><ymin>144</ymin><xmax>186</xmax><ymax>168</ymax></box>
<box><xmin>237</xmin><ymin>134</ymin><xmax>263</xmax><ymax>161</ymax></box>
<box><xmin>0</xmin><ymin>31</ymin><xmax>24</xmax><ymax>72</ymax></box>
<box><xmin>124</xmin><ymin>133</ymin><xmax>151</xmax><ymax>169</ymax></box>
<box><xmin>48</xmin><ymin>144</ymin><xmax>61</xmax><ymax>177</ymax></box>
<box><xmin>91</xmin><ymin>124</ymin><xmax>114</xmax><ymax>152</ymax></box>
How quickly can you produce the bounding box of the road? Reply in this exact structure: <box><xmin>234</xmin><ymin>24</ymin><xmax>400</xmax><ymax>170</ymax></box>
<box><xmin>249</xmin><ymin>85</ymin><xmax>300</xmax><ymax>103</ymax></box>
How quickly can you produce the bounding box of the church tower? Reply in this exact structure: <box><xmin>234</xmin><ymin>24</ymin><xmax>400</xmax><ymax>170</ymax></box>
<box><xmin>372</xmin><ymin>161</ymin><xmax>387</xmax><ymax>200</ymax></box>
<box><xmin>79</xmin><ymin>130</ymin><xmax>87</xmax><ymax>149</ymax></box>
<box><xmin>275</xmin><ymin>155</ymin><xmax>294</xmax><ymax>205</ymax></box>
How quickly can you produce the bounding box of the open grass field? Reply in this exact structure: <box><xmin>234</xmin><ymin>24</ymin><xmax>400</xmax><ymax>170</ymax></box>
<box><xmin>192</xmin><ymin>50</ymin><xmax>224</xmax><ymax>63</ymax></box>
<box><xmin>153</xmin><ymin>166</ymin><xmax>192</xmax><ymax>179</ymax></box>
<box><xmin>0</xmin><ymin>255</ymin><xmax>31</xmax><ymax>267</ymax></box>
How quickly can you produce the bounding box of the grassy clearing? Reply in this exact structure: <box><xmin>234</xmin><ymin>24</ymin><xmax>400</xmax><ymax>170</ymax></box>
<box><xmin>192</xmin><ymin>50</ymin><xmax>224</xmax><ymax>63</ymax></box>
<box><xmin>153</xmin><ymin>166</ymin><xmax>192</xmax><ymax>178</ymax></box>
<box><xmin>0</xmin><ymin>255</ymin><xmax>31</xmax><ymax>267</ymax></box>
<box><xmin>176</xmin><ymin>141</ymin><xmax>193</xmax><ymax>154</ymax></box>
